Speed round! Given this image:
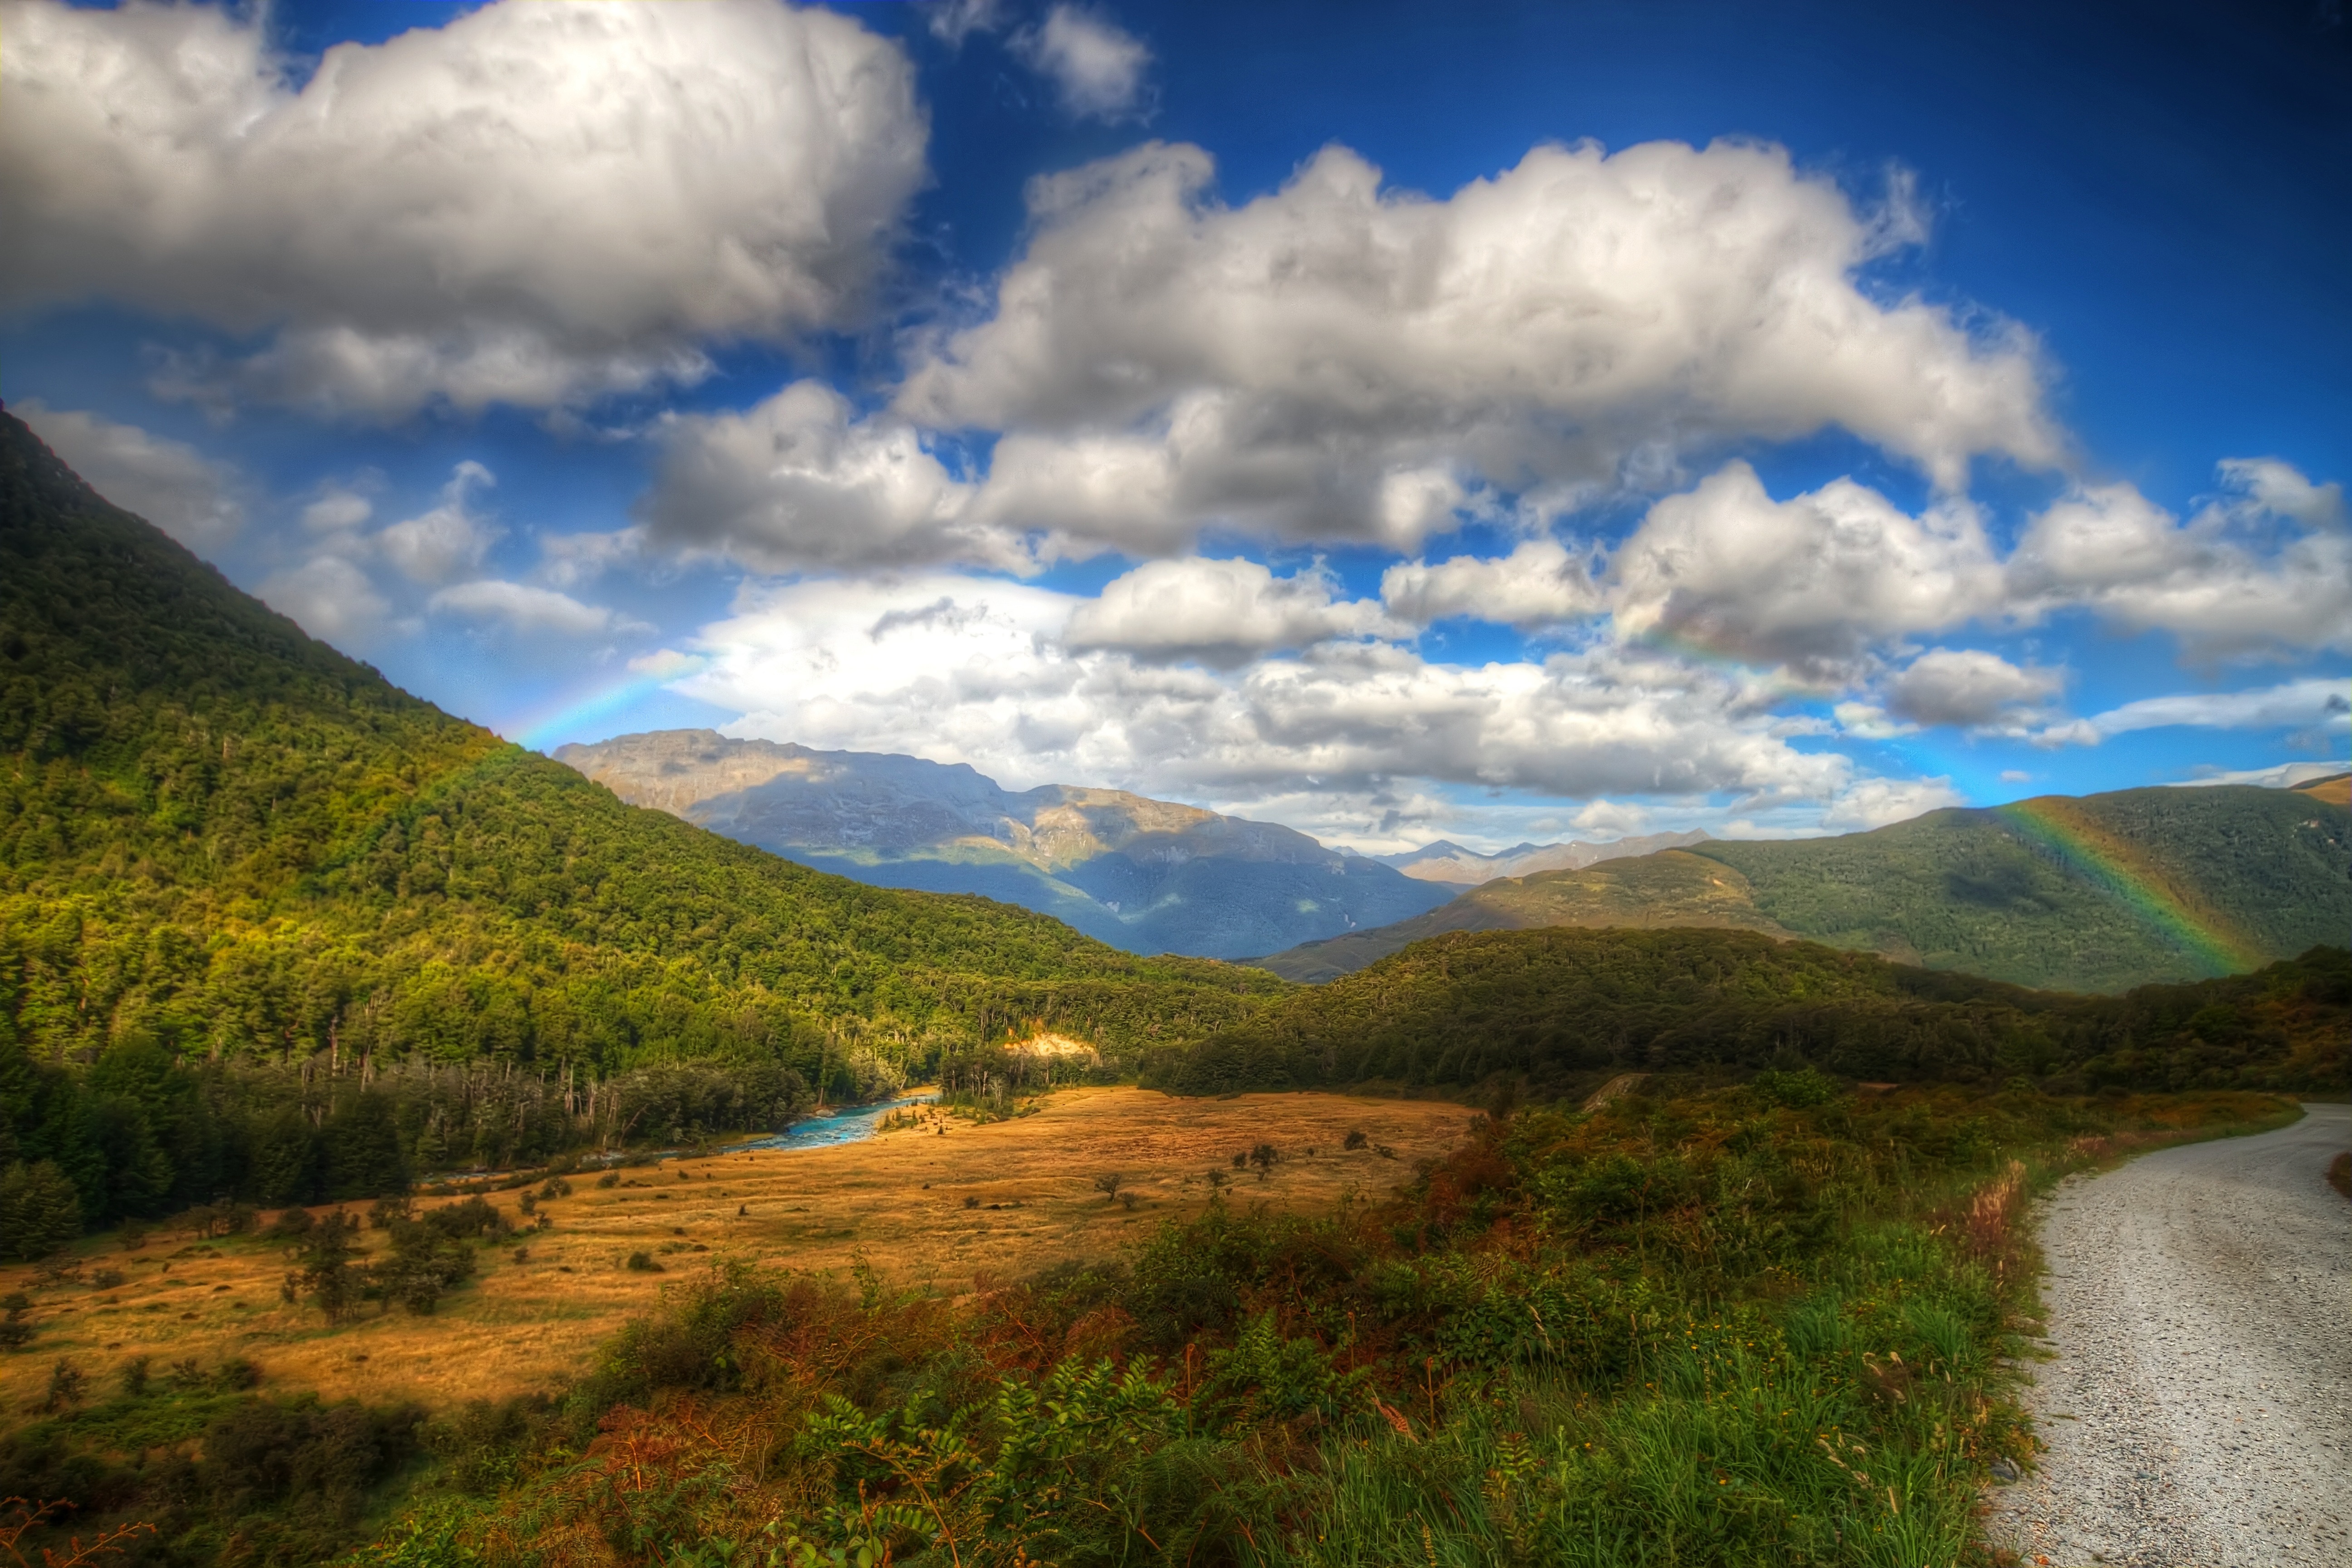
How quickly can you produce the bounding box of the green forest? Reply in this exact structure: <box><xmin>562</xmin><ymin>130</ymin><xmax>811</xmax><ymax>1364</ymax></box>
<box><xmin>1149</xmin><ymin>926</ymin><xmax>2350</xmax><ymax>1098</ymax></box>
<box><xmin>0</xmin><ymin>408</ymin><xmax>1275</xmax><ymax>1243</ymax></box>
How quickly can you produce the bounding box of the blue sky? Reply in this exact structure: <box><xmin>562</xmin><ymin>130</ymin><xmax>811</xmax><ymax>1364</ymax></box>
<box><xmin>3</xmin><ymin>0</ymin><xmax>2345</xmax><ymax>850</ymax></box>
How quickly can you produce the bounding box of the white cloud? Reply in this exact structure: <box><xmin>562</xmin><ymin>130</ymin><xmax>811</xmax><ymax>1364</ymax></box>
<box><xmin>1884</xmin><ymin>647</ymin><xmax>2061</xmax><ymax>728</ymax></box>
<box><xmin>641</xmin><ymin>382</ymin><xmax>1026</xmax><ymax>573</ymax></box>
<box><xmin>1381</xmin><ymin>538</ymin><xmax>1604</xmax><ymax>628</ymax></box>
<box><xmin>1609</xmin><ymin>462</ymin><xmax>2005</xmax><ymax>674</ymax></box>
<box><xmin>1012</xmin><ymin>6</ymin><xmax>1152</xmax><ymax>121</ymax></box>
<box><xmin>427</xmin><ymin>579</ymin><xmax>651</xmax><ymax>638</ymax></box>
<box><xmin>893</xmin><ymin>137</ymin><xmax>2056</xmax><ymax>560</ymax></box>
<box><xmin>301</xmin><ymin>486</ymin><xmax>375</xmax><ymax>535</ymax></box>
<box><xmin>2036</xmin><ymin>676</ymin><xmax>2351</xmax><ymax>747</ymax></box>
<box><xmin>2217</xmin><ymin>457</ymin><xmax>2345</xmax><ymax>529</ymax></box>
<box><xmin>14</xmin><ymin>399</ymin><xmax>245</xmax><ymax>548</ymax></box>
<box><xmin>535</xmin><ymin>527</ymin><xmax>648</xmax><ymax>591</ymax></box>
<box><xmin>258</xmin><ymin>555</ymin><xmax>388</xmax><ymax>643</ymax></box>
<box><xmin>664</xmin><ymin>572</ymin><xmax>1853</xmax><ymax>809</ymax></box>
<box><xmin>2165</xmin><ymin>759</ymin><xmax>2350</xmax><ymax>789</ymax></box>
<box><xmin>927</xmin><ymin>0</ymin><xmax>1006</xmax><ymax>47</ymax></box>
<box><xmin>1999</xmin><ymin>769</ymin><xmax>2033</xmax><ymax>783</ymax></box>
<box><xmin>0</xmin><ymin>0</ymin><xmax>927</xmax><ymax>417</ymax></box>
<box><xmin>1830</xmin><ymin>702</ymin><xmax>1917</xmax><ymax>740</ymax></box>
<box><xmin>1818</xmin><ymin>775</ymin><xmax>1965</xmax><ymax>831</ymax></box>
<box><xmin>2009</xmin><ymin>465</ymin><xmax>2352</xmax><ymax>655</ymax></box>
<box><xmin>1063</xmin><ymin>557</ymin><xmax>1398</xmax><ymax>666</ymax></box>
<box><xmin>376</xmin><ymin>462</ymin><xmax>500</xmax><ymax>585</ymax></box>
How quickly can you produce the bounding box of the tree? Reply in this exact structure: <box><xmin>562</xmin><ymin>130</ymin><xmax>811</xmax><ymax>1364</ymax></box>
<box><xmin>288</xmin><ymin>1211</ymin><xmax>363</xmax><ymax>1323</ymax></box>
<box><xmin>1092</xmin><ymin>1173</ymin><xmax>1126</xmax><ymax>1203</ymax></box>
<box><xmin>0</xmin><ymin>1161</ymin><xmax>83</xmax><ymax>1260</ymax></box>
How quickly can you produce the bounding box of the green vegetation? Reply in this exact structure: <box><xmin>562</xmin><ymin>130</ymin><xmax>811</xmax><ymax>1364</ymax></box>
<box><xmin>0</xmin><ymin>407</ymin><xmax>1279</xmax><ymax>1221</ymax></box>
<box><xmin>1256</xmin><ymin>784</ymin><xmax>2350</xmax><ymax>993</ymax></box>
<box><xmin>1156</xmin><ymin>926</ymin><xmax>2349</xmax><ymax>1098</ymax></box>
<box><xmin>0</xmin><ymin>1078</ymin><xmax>2281</xmax><ymax>1566</ymax></box>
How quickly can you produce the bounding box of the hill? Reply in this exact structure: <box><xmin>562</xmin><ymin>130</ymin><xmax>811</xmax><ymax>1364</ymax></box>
<box><xmin>1253</xmin><ymin>781</ymin><xmax>2350</xmax><ymax>992</ymax></box>
<box><xmin>556</xmin><ymin>730</ymin><xmax>1453</xmax><ymax>959</ymax></box>
<box><xmin>1149</xmin><ymin>925</ymin><xmax>2350</xmax><ymax>1098</ymax></box>
<box><xmin>1372</xmin><ymin>828</ymin><xmax>1708</xmax><ymax>885</ymax></box>
<box><xmin>0</xmin><ymin>406</ymin><xmax>1278</xmax><ymax>1225</ymax></box>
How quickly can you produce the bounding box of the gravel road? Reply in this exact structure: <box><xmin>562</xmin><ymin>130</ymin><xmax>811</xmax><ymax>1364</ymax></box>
<box><xmin>1985</xmin><ymin>1103</ymin><xmax>2352</xmax><ymax>1567</ymax></box>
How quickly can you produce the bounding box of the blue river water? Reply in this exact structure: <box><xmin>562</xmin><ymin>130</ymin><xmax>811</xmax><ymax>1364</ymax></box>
<box><xmin>723</xmin><ymin>1091</ymin><xmax>939</xmax><ymax>1153</ymax></box>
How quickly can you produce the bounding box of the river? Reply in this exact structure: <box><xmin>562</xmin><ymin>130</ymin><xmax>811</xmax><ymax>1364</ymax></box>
<box><xmin>722</xmin><ymin>1090</ymin><xmax>940</xmax><ymax>1153</ymax></box>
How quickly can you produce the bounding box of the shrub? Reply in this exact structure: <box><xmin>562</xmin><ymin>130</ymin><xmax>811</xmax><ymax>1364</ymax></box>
<box><xmin>625</xmin><ymin>1252</ymin><xmax>662</xmax><ymax>1273</ymax></box>
<box><xmin>0</xmin><ymin>1161</ymin><xmax>83</xmax><ymax>1261</ymax></box>
<box><xmin>596</xmin><ymin>1171</ymin><xmax>621</xmax><ymax>1190</ymax></box>
<box><xmin>1343</xmin><ymin>1129</ymin><xmax>1370</xmax><ymax>1150</ymax></box>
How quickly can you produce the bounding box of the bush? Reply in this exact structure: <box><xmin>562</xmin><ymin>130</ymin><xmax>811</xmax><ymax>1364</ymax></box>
<box><xmin>625</xmin><ymin>1252</ymin><xmax>662</xmax><ymax>1273</ymax></box>
<box><xmin>0</xmin><ymin>1162</ymin><xmax>83</xmax><ymax>1261</ymax></box>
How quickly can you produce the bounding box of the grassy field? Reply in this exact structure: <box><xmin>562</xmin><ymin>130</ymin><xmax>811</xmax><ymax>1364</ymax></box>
<box><xmin>0</xmin><ymin>1089</ymin><xmax>1469</xmax><ymax>1415</ymax></box>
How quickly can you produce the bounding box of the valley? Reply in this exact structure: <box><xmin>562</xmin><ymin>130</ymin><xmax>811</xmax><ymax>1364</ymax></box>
<box><xmin>0</xmin><ymin>1088</ymin><xmax>1469</xmax><ymax>1415</ymax></box>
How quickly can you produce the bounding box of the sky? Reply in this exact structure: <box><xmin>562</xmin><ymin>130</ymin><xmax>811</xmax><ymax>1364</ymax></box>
<box><xmin>2</xmin><ymin>0</ymin><xmax>2347</xmax><ymax>853</ymax></box>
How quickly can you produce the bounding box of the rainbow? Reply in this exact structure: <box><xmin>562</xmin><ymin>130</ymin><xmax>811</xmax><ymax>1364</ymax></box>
<box><xmin>506</xmin><ymin>657</ymin><xmax>708</xmax><ymax>753</ymax></box>
<box><xmin>1994</xmin><ymin>796</ymin><xmax>2260</xmax><ymax>976</ymax></box>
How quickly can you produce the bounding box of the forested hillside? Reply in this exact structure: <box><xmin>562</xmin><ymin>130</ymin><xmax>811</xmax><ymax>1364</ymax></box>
<box><xmin>0</xmin><ymin>408</ymin><xmax>1276</xmax><ymax>1229</ymax></box>
<box><xmin>1154</xmin><ymin>926</ymin><xmax>2349</xmax><ymax>1097</ymax></box>
<box><xmin>1255</xmin><ymin>782</ymin><xmax>2350</xmax><ymax>991</ymax></box>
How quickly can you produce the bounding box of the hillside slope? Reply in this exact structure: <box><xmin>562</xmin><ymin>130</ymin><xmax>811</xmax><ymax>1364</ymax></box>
<box><xmin>1152</xmin><ymin>925</ymin><xmax>2349</xmax><ymax>1097</ymax></box>
<box><xmin>1254</xmin><ymin>782</ymin><xmax>2349</xmax><ymax>992</ymax></box>
<box><xmin>0</xmin><ymin>407</ymin><xmax>1277</xmax><ymax>1082</ymax></box>
<box><xmin>556</xmin><ymin>730</ymin><xmax>1452</xmax><ymax>959</ymax></box>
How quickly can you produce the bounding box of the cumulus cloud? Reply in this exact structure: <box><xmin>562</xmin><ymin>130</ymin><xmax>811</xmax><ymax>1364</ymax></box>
<box><xmin>1609</xmin><ymin>462</ymin><xmax>2004</xmax><ymax>675</ymax></box>
<box><xmin>892</xmin><ymin>137</ymin><xmax>2055</xmax><ymax>560</ymax></box>
<box><xmin>663</xmin><ymin>573</ymin><xmax>1853</xmax><ymax>811</ymax></box>
<box><xmin>14</xmin><ymin>400</ymin><xmax>246</xmax><ymax>548</ymax></box>
<box><xmin>1012</xmin><ymin>6</ymin><xmax>1152</xmax><ymax>121</ymax></box>
<box><xmin>1884</xmin><ymin>647</ymin><xmax>2061</xmax><ymax>729</ymax></box>
<box><xmin>1818</xmin><ymin>775</ymin><xmax>1965</xmax><ymax>831</ymax></box>
<box><xmin>2036</xmin><ymin>676</ymin><xmax>2351</xmax><ymax>747</ymax></box>
<box><xmin>641</xmin><ymin>382</ymin><xmax>1026</xmax><ymax>573</ymax></box>
<box><xmin>1381</xmin><ymin>538</ymin><xmax>1604</xmax><ymax>628</ymax></box>
<box><xmin>0</xmin><ymin>0</ymin><xmax>926</xmax><ymax>417</ymax></box>
<box><xmin>258</xmin><ymin>555</ymin><xmax>389</xmax><ymax>643</ymax></box>
<box><xmin>376</xmin><ymin>462</ymin><xmax>500</xmax><ymax>585</ymax></box>
<box><xmin>427</xmin><ymin>579</ymin><xmax>652</xmax><ymax>638</ymax></box>
<box><xmin>1063</xmin><ymin>557</ymin><xmax>1399</xmax><ymax>666</ymax></box>
<box><xmin>2009</xmin><ymin>463</ymin><xmax>2352</xmax><ymax>654</ymax></box>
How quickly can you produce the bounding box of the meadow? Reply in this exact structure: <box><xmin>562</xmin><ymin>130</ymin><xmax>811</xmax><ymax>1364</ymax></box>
<box><xmin>0</xmin><ymin>1090</ymin><xmax>1470</xmax><ymax>1417</ymax></box>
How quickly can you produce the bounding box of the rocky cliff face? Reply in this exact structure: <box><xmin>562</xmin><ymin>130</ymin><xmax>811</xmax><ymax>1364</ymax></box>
<box><xmin>555</xmin><ymin>730</ymin><xmax>1453</xmax><ymax>959</ymax></box>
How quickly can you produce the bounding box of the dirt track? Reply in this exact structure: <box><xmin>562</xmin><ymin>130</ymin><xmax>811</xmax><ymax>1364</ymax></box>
<box><xmin>1987</xmin><ymin>1103</ymin><xmax>2352</xmax><ymax>1567</ymax></box>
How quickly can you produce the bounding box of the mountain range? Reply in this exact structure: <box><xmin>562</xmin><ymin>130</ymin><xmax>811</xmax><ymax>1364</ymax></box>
<box><xmin>1371</xmin><ymin>831</ymin><xmax>1711</xmax><ymax>884</ymax></box>
<box><xmin>1253</xmin><ymin>778</ymin><xmax>2351</xmax><ymax>992</ymax></box>
<box><xmin>555</xmin><ymin>730</ymin><xmax>1455</xmax><ymax>960</ymax></box>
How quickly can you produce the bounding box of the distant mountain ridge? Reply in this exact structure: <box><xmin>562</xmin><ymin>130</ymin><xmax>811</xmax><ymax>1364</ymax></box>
<box><xmin>1253</xmin><ymin>778</ymin><xmax>2352</xmax><ymax>993</ymax></box>
<box><xmin>556</xmin><ymin>730</ymin><xmax>1454</xmax><ymax>960</ymax></box>
<box><xmin>1372</xmin><ymin>830</ymin><xmax>1710</xmax><ymax>885</ymax></box>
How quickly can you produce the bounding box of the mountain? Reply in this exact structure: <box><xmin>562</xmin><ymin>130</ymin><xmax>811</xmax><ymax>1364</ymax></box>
<box><xmin>555</xmin><ymin>730</ymin><xmax>1455</xmax><ymax>960</ymax></box>
<box><xmin>0</xmin><ymin>407</ymin><xmax>1276</xmax><ymax>1085</ymax></box>
<box><xmin>1145</xmin><ymin>925</ymin><xmax>2350</xmax><ymax>1098</ymax></box>
<box><xmin>1372</xmin><ymin>829</ymin><xmax>1710</xmax><ymax>885</ymax></box>
<box><xmin>1251</xmin><ymin>780</ymin><xmax>2351</xmax><ymax>992</ymax></box>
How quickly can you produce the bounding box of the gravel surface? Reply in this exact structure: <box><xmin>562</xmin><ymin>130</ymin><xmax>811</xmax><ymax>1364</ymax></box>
<box><xmin>1985</xmin><ymin>1103</ymin><xmax>2352</xmax><ymax>1567</ymax></box>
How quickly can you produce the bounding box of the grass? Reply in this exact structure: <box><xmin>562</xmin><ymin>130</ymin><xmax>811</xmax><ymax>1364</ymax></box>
<box><xmin>0</xmin><ymin>1088</ymin><xmax>1469</xmax><ymax>1417</ymax></box>
<box><xmin>289</xmin><ymin>1083</ymin><xmax>2288</xmax><ymax>1568</ymax></box>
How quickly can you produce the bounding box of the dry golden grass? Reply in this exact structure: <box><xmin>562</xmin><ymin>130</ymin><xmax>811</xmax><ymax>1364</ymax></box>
<box><xmin>0</xmin><ymin>1088</ymin><xmax>1467</xmax><ymax>1414</ymax></box>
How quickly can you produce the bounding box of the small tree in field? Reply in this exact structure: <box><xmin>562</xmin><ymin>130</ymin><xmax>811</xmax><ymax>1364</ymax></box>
<box><xmin>1248</xmin><ymin>1144</ymin><xmax>1280</xmax><ymax>1181</ymax></box>
<box><xmin>1092</xmin><ymin>1173</ymin><xmax>1126</xmax><ymax>1204</ymax></box>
